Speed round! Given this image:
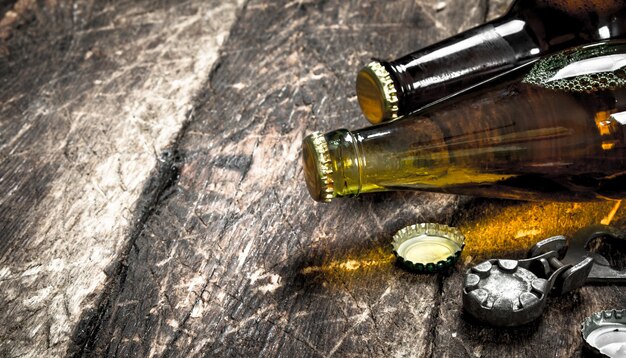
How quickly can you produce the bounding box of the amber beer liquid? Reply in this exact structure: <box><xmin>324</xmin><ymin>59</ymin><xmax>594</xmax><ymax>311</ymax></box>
<box><xmin>356</xmin><ymin>0</ymin><xmax>626</xmax><ymax>124</ymax></box>
<box><xmin>304</xmin><ymin>41</ymin><xmax>626</xmax><ymax>203</ymax></box>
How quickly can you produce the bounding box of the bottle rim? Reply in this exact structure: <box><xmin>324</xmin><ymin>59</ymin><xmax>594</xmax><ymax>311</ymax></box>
<box><xmin>356</xmin><ymin>61</ymin><xmax>399</xmax><ymax>125</ymax></box>
<box><xmin>302</xmin><ymin>132</ymin><xmax>334</xmax><ymax>202</ymax></box>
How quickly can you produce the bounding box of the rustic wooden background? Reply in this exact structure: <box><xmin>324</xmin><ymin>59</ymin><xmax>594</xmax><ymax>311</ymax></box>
<box><xmin>1</xmin><ymin>0</ymin><xmax>625</xmax><ymax>357</ymax></box>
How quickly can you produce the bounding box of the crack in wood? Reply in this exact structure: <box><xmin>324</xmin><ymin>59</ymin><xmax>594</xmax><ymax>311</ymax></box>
<box><xmin>482</xmin><ymin>0</ymin><xmax>491</xmax><ymax>22</ymax></box>
<box><xmin>426</xmin><ymin>273</ymin><xmax>446</xmax><ymax>358</ymax></box>
<box><xmin>68</xmin><ymin>140</ymin><xmax>186</xmax><ymax>357</ymax></box>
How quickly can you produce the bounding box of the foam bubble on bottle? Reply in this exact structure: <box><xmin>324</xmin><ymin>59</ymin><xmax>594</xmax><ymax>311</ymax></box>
<box><xmin>523</xmin><ymin>43</ymin><xmax>626</xmax><ymax>93</ymax></box>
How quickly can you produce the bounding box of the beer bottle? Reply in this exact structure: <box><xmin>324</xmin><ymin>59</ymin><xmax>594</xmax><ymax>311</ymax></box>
<box><xmin>305</xmin><ymin>41</ymin><xmax>626</xmax><ymax>202</ymax></box>
<box><xmin>356</xmin><ymin>0</ymin><xmax>626</xmax><ymax>124</ymax></box>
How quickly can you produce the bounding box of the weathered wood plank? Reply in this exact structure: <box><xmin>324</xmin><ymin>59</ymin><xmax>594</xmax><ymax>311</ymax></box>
<box><xmin>8</xmin><ymin>0</ymin><xmax>625</xmax><ymax>356</ymax></box>
<box><xmin>0</xmin><ymin>0</ymin><xmax>244</xmax><ymax>356</ymax></box>
<box><xmin>75</xmin><ymin>0</ymin><xmax>492</xmax><ymax>356</ymax></box>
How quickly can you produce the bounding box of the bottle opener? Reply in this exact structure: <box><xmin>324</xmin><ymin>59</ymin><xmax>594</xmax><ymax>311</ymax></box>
<box><xmin>463</xmin><ymin>224</ymin><xmax>626</xmax><ymax>327</ymax></box>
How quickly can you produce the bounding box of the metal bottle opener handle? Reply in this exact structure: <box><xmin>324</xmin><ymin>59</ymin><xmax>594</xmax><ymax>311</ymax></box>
<box><xmin>463</xmin><ymin>225</ymin><xmax>626</xmax><ymax>327</ymax></box>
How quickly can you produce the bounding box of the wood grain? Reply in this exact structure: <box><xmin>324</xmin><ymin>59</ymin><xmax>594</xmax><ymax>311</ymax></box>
<box><xmin>71</xmin><ymin>0</ymin><xmax>490</xmax><ymax>356</ymax></box>
<box><xmin>3</xmin><ymin>0</ymin><xmax>625</xmax><ymax>357</ymax></box>
<box><xmin>0</xmin><ymin>0</ymin><xmax>244</xmax><ymax>356</ymax></box>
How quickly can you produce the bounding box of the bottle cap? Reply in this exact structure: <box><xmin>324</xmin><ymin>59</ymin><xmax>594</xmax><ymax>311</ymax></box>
<box><xmin>302</xmin><ymin>132</ymin><xmax>334</xmax><ymax>202</ymax></box>
<box><xmin>392</xmin><ymin>223</ymin><xmax>465</xmax><ymax>273</ymax></box>
<box><xmin>581</xmin><ymin>309</ymin><xmax>626</xmax><ymax>357</ymax></box>
<box><xmin>356</xmin><ymin>61</ymin><xmax>399</xmax><ymax>125</ymax></box>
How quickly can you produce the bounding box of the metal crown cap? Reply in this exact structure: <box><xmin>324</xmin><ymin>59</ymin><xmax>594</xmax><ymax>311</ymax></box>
<box><xmin>581</xmin><ymin>309</ymin><xmax>626</xmax><ymax>357</ymax></box>
<box><xmin>356</xmin><ymin>61</ymin><xmax>399</xmax><ymax>124</ymax></box>
<box><xmin>392</xmin><ymin>223</ymin><xmax>465</xmax><ymax>273</ymax></box>
<box><xmin>302</xmin><ymin>132</ymin><xmax>334</xmax><ymax>202</ymax></box>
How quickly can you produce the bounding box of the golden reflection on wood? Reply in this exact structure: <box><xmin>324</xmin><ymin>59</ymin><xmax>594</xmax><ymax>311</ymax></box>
<box><xmin>302</xmin><ymin>200</ymin><xmax>624</xmax><ymax>278</ymax></box>
<box><xmin>458</xmin><ymin>200</ymin><xmax>625</xmax><ymax>262</ymax></box>
<box><xmin>300</xmin><ymin>248</ymin><xmax>395</xmax><ymax>277</ymax></box>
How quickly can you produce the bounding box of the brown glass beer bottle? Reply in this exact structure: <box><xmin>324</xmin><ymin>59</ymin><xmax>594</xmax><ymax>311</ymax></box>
<box><xmin>356</xmin><ymin>0</ymin><xmax>626</xmax><ymax>124</ymax></box>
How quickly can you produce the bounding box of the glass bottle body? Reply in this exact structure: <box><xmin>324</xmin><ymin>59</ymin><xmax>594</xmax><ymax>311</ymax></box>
<box><xmin>307</xmin><ymin>42</ymin><xmax>626</xmax><ymax>202</ymax></box>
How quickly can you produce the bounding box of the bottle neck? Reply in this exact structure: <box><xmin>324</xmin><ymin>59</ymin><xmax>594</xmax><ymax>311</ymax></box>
<box><xmin>385</xmin><ymin>17</ymin><xmax>538</xmax><ymax>117</ymax></box>
<box><xmin>381</xmin><ymin>1</ymin><xmax>626</xmax><ymax>118</ymax></box>
<box><xmin>302</xmin><ymin>130</ymin><xmax>366</xmax><ymax>202</ymax></box>
<box><xmin>322</xmin><ymin>121</ymin><xmax>455</xmax><ymax>200</ymax></box>
<box><xmin>323</xmin><ymin>129</ymin><xmax>363</xmax><ymax>198</ymax></box>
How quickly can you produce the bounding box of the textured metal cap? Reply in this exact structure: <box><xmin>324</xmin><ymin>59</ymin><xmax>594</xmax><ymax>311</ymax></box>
<box><xmin>356</xmin><ymin>61</ymin><xmax>399</xmax><ymax>125</ymax></box>
<box><xmin>463</xmin><ymin>259</ymin><xmax>550</xmax><ymax>327</ymax></box>
<box><xmin>392</xmin><ymin>223</ymin><xmax>465</xmax><ymax>273</ymax></box>
<box><xmin>302</xmin><ymin>132</ymin><xmax>334</xmax><ymax>202</ymax></box>
<box><xmin>582</xmin><ymin>309</ymin><xmax>626</xmax><ymax>357</ymax></box>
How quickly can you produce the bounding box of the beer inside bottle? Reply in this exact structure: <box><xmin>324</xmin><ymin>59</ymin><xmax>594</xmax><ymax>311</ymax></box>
<box><xmin>304</xmin><ymin>41</ymin><xmax>626</xmax><ymax>202</ymax></box>
<box><xmin>356</xmin><ymin>0</ymin><xmax>626</xmax><ymax>124</ymax></box>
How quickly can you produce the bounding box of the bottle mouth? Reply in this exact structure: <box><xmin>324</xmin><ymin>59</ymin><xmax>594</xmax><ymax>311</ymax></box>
<box><xmin>302</xmin><ymin>132</ymin><xmax>335</xmax><ymax>202</ymax></box>
<box><xmin>356</xmin><ymin>61</ymin><xmax>399</xmax><ymax>124</ymax></box>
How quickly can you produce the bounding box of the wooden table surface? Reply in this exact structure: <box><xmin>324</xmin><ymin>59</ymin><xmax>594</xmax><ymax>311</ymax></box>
<box><xmin>2</xmin><ymin>0</ymin><xmax>625</xmax><ymax>356</ymax></box>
